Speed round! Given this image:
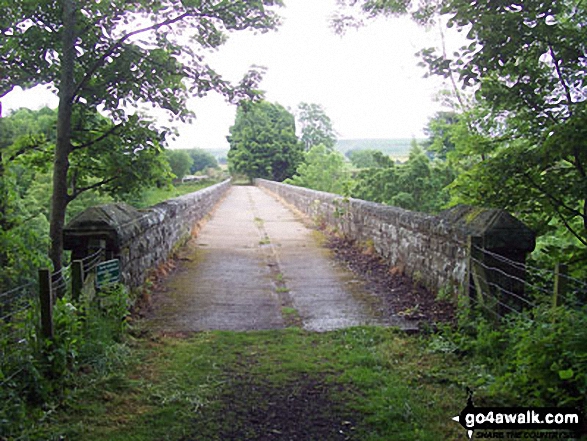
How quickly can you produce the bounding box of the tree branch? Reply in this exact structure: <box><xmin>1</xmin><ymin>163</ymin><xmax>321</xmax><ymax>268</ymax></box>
<box><xmin>548</xmin><ymin>42</ymin><xmax>574</xmax><ymax>117</ymax></box>
<box><xmin>7</xmin><ymin>137</ymin><xmax>49</xmax><ymax>162</ymax></box>
<box><xmin>522</xmin><ymin>170</ymin><xmax>584</xmax><ymax>221</ymax></box>
<box><xmin>438</xmin><ymin>20</ymin><xmax>467</xmax><ymax>112</ymax></box>
<box><xmin>69</xmin><ymin>176</ymin><xmax>117</xmax><ymax>201</ymax></box>
<box><xmin>72</xmin><ymin>11</ymin><xmax>195</xmax><ymax>103</ymax></box>
<box><xmin>515</xmin><ymin>87</ymin><xmax>559</xmax><ymax>126</ymax></box>
<box><xmin>71</xmin><ymin>122</ymin><xmax>123</xmax><ymax>151</ymax></box>
<box><xmin>551</xmin><ymin>201</ymin><xmax>587</xmax><ymax>247</ymax></box>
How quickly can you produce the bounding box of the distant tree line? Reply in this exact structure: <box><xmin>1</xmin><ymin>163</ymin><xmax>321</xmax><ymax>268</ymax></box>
<box><xmin>225</xmin><ymin>98</ymin><xmax>457</xmax><ymax>214</ymax></box>
<box><xmin>165</xmin><ymin>148</ymin><xmax>219</xmax><ymax>180</ymax></box>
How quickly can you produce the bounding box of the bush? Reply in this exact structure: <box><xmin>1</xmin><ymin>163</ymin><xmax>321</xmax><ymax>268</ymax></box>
<box><xmin>431</xmin><ymin>304</ymin><xmax>587</xmax><ymax>409</ymax></box>
<box><xmin>494</xmin><ymin>305</ymin><xmax>587</xmax><ymax>407</ymax></box>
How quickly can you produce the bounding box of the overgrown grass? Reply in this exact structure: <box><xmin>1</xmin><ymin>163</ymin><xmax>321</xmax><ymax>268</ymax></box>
<box><xmin>0</xmin><ymin>284</ymin><xmax>132</xmax><ymax>439</ymax></box>
<box><xmin>30</xmin><ymin>327</ymin><xmax>469</xmax><ymax>440</ymax></box>
<box><xmin>8</xmin><ymin>290</ymin><xmax>584</xmax><ymax>439</ymax></box>
<box><xmin>13</xmin><ymin>316</ymin><xmax>586</xmax><ymax>439</ymax></box>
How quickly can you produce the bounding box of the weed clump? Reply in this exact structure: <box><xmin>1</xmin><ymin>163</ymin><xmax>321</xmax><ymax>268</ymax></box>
<box><xmin>0</xmin><ymin>284</ymin><xmax>132</xmax><ymax>438</ymax></box>
<box><xmin>429</xmin><ymin>304</ymin><xmax>587</xmax><ymax>409</ymax></box>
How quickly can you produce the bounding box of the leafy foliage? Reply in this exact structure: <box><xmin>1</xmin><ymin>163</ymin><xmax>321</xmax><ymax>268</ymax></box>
<box><xmin>0</xmin><ymin>107</ymin><xmax>224</xmax><ymax>289</ymax></box>
<box><xmin>421</xmin><ymin>111</ymin><xmax>460</xmax><ymax>160</ymax></box>
<box><xmin>296</xmin><ymin>102</ymin><xmax>337</xmax><ymax>151</ymax></box>
<box><xmin>431</xmin><ymin>0</ymin><xmax>587</xmax><ymax>270</ymax></box>
<box><xmin>184</xmin><ymin>148</ymin><xmax>219</xmax><ymax>174</ymax></box>
<box><xmin>286</xmin><ymin>144</ymin><xmax>352</xmax><ymax>195</ymax></box>
<box><xmin>227</xmin><ymin>101</ymin><xmax>303</xmax><ymax>182</ymax></box>
<box><xmin>66</xmin><ymin>111</ymin><xmax>174</xmax><ymax>200</ymax></box>
<box><xmin>165</xmin><ymin>149</ymin><xmax>193</xmax><ymax>180</ymax></box>
<box><xmin>331</xmin><ymin>0</ymin><xmax>587</xmax><ymax>275</ymax></box>
<box><xmin>0</xmin><ymin>283</ymin><xmax>132</xmax><ymax>438</ymax></box>
<box><xmin>0</xmin><ymin>108</ymin><xmax>56</xmax><ymax>289</ymax></box>
<box><xmin>434</xmin><ymin>304</ymin><xmax>587</xmax><ymax>409</ymax></box>
<box><xmin>0</xmin><ymin>209</ymin><xmax>50</xmax><ymax>290</ymax></box>
<box><xmin>346</xmin><ymin>149</ymin><xmax>382</xmax><ymax>169</ymax></box>
<box><xmin>352</xmin><ymin>144</ymin><xmax>455</xmax><ymax>213</ymax></box>
<box><xmin>0</xmin><ymin>106</ymin><xmax>173</xmax><ymax>287</ymax></box>
<box><xmin>0</xmin><ymin>0</ymin><xmax>281</xmax><ymax>101</ymax></box>
<box><xmin>331</xmin><ymin>0</ymin><xmax>414</xmax><ymax>34</ymax></box>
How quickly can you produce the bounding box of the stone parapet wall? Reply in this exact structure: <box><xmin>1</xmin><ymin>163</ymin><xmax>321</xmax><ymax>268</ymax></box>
<box><xmin>256</xmin><ymin>179</ymin><xmax>534</xmax><ymax>297</ymax></box>
<box><xmin>64</xmin><ymin>179</ymin><xmax>231</xmax><ymax>288</ymax></box>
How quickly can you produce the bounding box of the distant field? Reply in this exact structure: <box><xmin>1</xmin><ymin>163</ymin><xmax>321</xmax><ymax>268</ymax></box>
<box><xmin>204</xmin><ymin>147</ymin><xmax>230</xmax><ymax>159</ymax></box>
<box><xmin>335</xmin><ymin>138</ymin><xmax>423</xmax><ymax>161</ymax></box>
<box><xmin>204</xmin><ymin>138</ymin><xmax>424</xmax><ymax>162</ymax></box>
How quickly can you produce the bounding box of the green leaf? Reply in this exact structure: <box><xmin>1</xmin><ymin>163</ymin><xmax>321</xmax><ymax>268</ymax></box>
<box><xmin>558</xmin><ymin>369</ymin><xmax>574</xmax><ymax>380</ymax></box>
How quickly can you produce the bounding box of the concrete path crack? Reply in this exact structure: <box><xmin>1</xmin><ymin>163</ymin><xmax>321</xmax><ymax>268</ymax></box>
<box><xmin>247</xmin><ymin>188</ymin><xmax>300</xmax><ymax>327</ymax></box>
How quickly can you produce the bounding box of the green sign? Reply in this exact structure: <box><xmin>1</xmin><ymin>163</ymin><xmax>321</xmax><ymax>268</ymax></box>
<box><xmin>96</xmin><ymin>259</ymin><xmax>121</xmax><ymax>288</ymax></box>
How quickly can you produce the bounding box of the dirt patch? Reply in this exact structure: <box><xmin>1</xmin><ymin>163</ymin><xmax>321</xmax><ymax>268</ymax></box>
<box><xmin>325</xmin><ymin>235</ymin><xmax>455</xmax><ymax>325</ymax></box>
<box><xmin>187</xmin><ymin>373</ymin><xmax>359</xmax><ymax>441</ymax></box>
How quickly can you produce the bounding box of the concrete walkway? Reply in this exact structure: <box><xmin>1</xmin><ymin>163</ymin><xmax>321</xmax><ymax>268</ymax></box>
<box><xmin>149</xmin><ymin>186</ymin><xmax>409</xmax><ymax>332</ymax></box>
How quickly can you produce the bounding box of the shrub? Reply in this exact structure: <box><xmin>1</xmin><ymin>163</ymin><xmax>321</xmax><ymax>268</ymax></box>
<box><xmin>0</xmin><ymin>283</ymin><xmax>132</xmax><ymax>437</ymax></box>
<box><xmin>431</xmin><ymin>304</ymin><xmax>587</xmax><ymax>409</ymax></box>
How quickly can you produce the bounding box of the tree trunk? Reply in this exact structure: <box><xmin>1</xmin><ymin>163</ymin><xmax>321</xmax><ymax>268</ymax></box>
<box><xmin>49</xmin><ymin>0</ymin><xmax>76</xmax><ymax>275</ymax></box>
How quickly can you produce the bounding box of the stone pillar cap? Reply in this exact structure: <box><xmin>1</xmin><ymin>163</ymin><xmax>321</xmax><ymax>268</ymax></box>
<box><xmin>64</xmin><ymin>203</ymin><xmax>151</xmax><ymax>250</ymax></box>
<box><xmin>439</xmin><ymin>205</ymin><xmax>535</xmax><ymax>252</ymax></box>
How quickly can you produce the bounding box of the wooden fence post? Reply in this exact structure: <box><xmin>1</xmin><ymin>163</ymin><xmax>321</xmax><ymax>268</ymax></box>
<box><xmin>467</xmin><ymin>236</ymin><xmax>487</xmax><ymax>303</ymax></box>
<box><xmin>71</xmin><ymin>260</ymin><xmax>84</xmax><ymax>301</ymax></box>
<box><xmin>38</xmin><ymin>269</ymin><xmax>54</xmax><ymax>339</ymax></box>
<box><xmin>553</xmin><ymin>262</ymin><xmax>568</xmax><ymax>308</ymax></box>
<box><xmin>467</xmin><ymin>235</ymin><xmax>499</xmax><ymax>321</ymax></box>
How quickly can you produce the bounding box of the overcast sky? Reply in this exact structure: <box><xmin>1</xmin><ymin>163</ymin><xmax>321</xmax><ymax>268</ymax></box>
<box><xmin>1</xmin><ymin>0</ymin><xmax>462</xmax><ymax>150</ymax></box>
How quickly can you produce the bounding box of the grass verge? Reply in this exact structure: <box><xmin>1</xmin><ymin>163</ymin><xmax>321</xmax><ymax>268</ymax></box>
<box><xmin>33</xmin><ymin>326</ymin><xmax>468</xmax><ymax>440</ymax></box>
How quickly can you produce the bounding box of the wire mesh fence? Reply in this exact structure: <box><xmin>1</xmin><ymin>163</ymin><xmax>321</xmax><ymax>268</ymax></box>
<box><xmin>0</xmin><ymin>282</ymin><xmax>39</xmax><ymax>390</ymax></box>
<box><xmin>1</xmin><ymin>254</ymin><xmax>112</xmax><ymax>414</ymax></box>
<box><xmin>469</xmin><ymin>245</ymin><xmax>586</xmax><ymax>321</ymax></box>
<box><xmin>1</xmin><ymin>248</ymin><xmax>108</xmax><ymax>393</ymax></box>
<box><xmin>50</xmin><ymin>263</ymin><xmax>72</xmax><ymax>298</ymax></box>
<box><xmin>82</xmin><ymin>249</ymin><xmax>104</xmax><ymax>275</ymax></box>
